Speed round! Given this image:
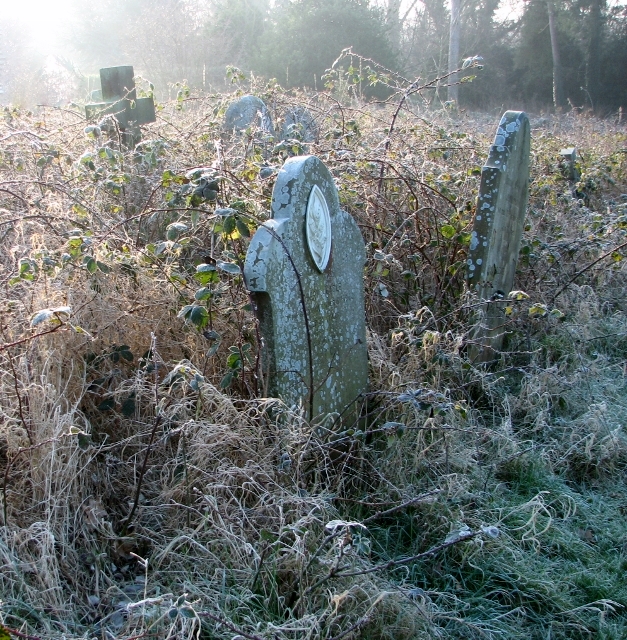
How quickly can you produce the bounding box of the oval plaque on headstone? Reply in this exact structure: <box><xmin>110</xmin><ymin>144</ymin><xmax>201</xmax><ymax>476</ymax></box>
<box><xmin>306</xmin><ymin>184</ymin><xmax>332</xmax><ymax>272</ymax></box>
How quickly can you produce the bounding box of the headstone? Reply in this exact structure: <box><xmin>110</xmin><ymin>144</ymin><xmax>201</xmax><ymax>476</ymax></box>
<box><xmin>467</xmin><ymin>110</ymin><xmax>530</xmax><ymax>362</ymax></box>
<box><xmin>244</xmin><ymin>155</ymin><xmax>368</xmax><ymax>419</ymax></box>
<box><xmin>224</xmin><ymin>95</ymin><xmax>274</xmax><ymax>137</ymax></box>
<box><xmin>85</xmin><ymin>66</ymin><xmax>156</xmax><ymax>146</ymax></box>
<box><xmin>281</xmin><ymin>106</ymin><xmax>319</xmax><ymax>143</ymax></box>
<box><xmin>559</xmin><ymin>147</ymin><xmax>579</xmax><ymax>181</ymax></box>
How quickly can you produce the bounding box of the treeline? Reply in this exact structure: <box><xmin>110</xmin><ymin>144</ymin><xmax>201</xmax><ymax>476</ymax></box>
<box><xmin>3</xmin><ymin>0</ymin><xmax>627</xmax><ymax>113</ymax></box>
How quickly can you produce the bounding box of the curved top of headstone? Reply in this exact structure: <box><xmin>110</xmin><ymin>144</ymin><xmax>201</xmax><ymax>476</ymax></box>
<box><xmin>224</xmin><ymin>94</ymin><xmax>275</xmax><ymax>136</ymax></box>
<box><xmin>243</xmin><ymin>155</ymin><xmax>367</xmax><ymax>417</ymax></box>
<box><xmin>281</xmin><ymin>105</ymin><xmax>319</xmax><ymax>143</ymax></box>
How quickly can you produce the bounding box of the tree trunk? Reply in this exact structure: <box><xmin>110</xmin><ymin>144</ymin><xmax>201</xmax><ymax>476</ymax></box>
<box><xmin>546</xmin><ymin>0</ymin><xmax>565</xmax><ymax>110</ymax></box>
<box><xmin>587</xmin><ymin>0</ymin><xmax>603</xmax><ymax>111</ymax></box>
<box><xmin>448</xmin><ymin>0</ymin><xmax>461</xmax><ymax>102</ymax></box>
<box><xmin>386</xmin><ymin>0</ymin><xmax>403</xmax><ymax>55</ymax></box>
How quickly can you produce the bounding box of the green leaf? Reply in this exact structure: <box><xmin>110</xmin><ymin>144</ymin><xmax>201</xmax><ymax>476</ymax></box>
<box><xmin>223</xmin><ymin>215</ymin><xmax>237</xmax><ymax>235</ymax></box>
<box><xmin>226</xmin><ymin>352</ymin><xmax>242</xmax><ymax>369</ymax></box>
<box><xmin>77</xmin><ymin>432</ymin><xmax>91</xmax><ymax>450</ymax></box>
<box><xmin>178</xmin><ymin>606</ymin><xmax>196</xmax><ymax>619</ymax></box>
<box><xmin>440</xmin><ymin>224</ymin><xmax>456</xmax><ymax>239</ymax></box>
<box><xmin>166</xmin><ymin>222</ymin><xmax>188</xmax><ymax>241</ymax></box>
<box><xmin>83</xmin><ymin>256</ymin><xmax>97</xmax><ymax>273</ymax></box>
<box><xmin>529</xmin><ymin>304</ymin><xmax>548</xmax><ymax>317</ymax></box>
<box><xmin>216</xmin><ymin>260</ymin><xmax>241</xmax><ymax>275</ymax></box>
<box><xmin>96</xmin><ymin>260</ymin><xmax>111</xmax><ymax>273</ymax></box>
<box><xmin>236</xmin><ymin>219</ymin><xmax>250</xmax><ymax>238</ymax></box>
<box><xmin>97</xmin><ymin>398</ymin><xmax>115</xmax><ymax>412</ymax></box>
<box><xmin>195</xmin><ymin>263</ymin><xmax>219</xmax><ymax>285</ymax></box>
<box><xmin>187</xmin><ymin>305</ymin><xmax>209</xmax><ymax>329</ymax></box>
<box><xmin>121</xmin><ymin>395</ymin><xmax>136</xmax><ymax>416</ymax></box>
<box><xmin>220</xmin><ymin>372</ymin><xmax>234</xmax><ymax>388</ymax></box>
<box><xmin>195</xmin><ymin>287</ymin><xmax>213</xmax><ymax>301</ymax></box>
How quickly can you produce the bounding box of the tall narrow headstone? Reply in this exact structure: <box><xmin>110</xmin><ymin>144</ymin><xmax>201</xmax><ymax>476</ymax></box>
<box><xmin>244</xmin><ymin>155</ymin><xmax>368</xmax><ymax>419</ymax></box>
<box><xmin>467</xmin><ymin>111</ymin><xmax>530</xmax><ymax>362</ymax></box>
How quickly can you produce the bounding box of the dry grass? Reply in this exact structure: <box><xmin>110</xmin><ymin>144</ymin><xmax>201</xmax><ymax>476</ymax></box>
<box><xmin>1</xmin><ymin>83</ymin><xmax>627</xmax><ymax>639</ymax></box>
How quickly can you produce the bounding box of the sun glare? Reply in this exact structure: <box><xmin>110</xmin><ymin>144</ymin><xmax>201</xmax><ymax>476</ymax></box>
<box><xmin>2</xmin><ymin>0</ymin><xmax>76</xmax><ymax>53</ymax></box>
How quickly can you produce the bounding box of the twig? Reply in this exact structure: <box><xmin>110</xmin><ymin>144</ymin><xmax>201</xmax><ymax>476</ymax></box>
<box><xmin>551</xmin><ymin>238</ymin><xmax>627</xmax><ymax>302</ymax></box>
<box><xmin>0</xmin><ymin>324</ymin><xmax>66</xmax><ymax>352</ymax></box>
<box><xmin>298</xmin><ymin>530</ymin><xmax>481</xmax><ymax>605</ymax></box>
<box><xmin>121</xmin><ymin>335</ymin><xmax>164</xmax><ymax>535</ymax></box>
<box><xmin>196</xmin><ymin>611</ymin><xmax>264</xmax><ymax>640</ymax></box>
<box><xmin>2</xmin><ymin>626</ymin><xmax>42</xmax><ymax>640</ymax></box>
<box><xmin>362</xmin><ymin>490</ymin><xmax>442</xmax><ymax>524</ymax></box>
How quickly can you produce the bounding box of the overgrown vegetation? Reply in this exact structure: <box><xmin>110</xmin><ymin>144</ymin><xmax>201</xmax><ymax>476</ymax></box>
<box><xmin>1</xmin><ymin>75</ymin><xmax>627</xmax><ymax>639</ymax></box>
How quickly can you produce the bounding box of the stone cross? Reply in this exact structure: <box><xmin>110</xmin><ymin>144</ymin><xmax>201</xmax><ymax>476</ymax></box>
<box><xmin>85</xmin><ymin>66</ymin><xmax>155</xmax><ymax>145</ymax></box>
<box><xmin>244</xmin><ymin>155</ymin><xmax>368</xmax><ymax>420</ymax></box>
<box><xmin>224</xmin><ymin>95</ymin><xmax>275</xmax><ymax>137</ymax></box>
<box><xmin>467</xmin><ymin>110</ymin><xmax>530</xmax><ymax>362</ymax></box>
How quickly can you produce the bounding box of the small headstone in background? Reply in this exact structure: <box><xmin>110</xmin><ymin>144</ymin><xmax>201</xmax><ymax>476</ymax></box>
<box><xmin>559</xmin><ymin>147</ymin><xmax>579</xmax><ymax>181</ymax></box>
<box><xmin>467</xmin><ymin>110</ymin><xmax>531</xmax><ymax>363</ymax></box>
<box><xmin>224</xmin><ymin>95</ymin><xmax>275</xmax><ymax>137</ymax></box>
<box><xmin>281</xmin><ymin>106</ymin><xmax>319</xmax><ymax>143</ymax></box>
<box><xmin>244</xmin><ymin>155</ymin><xmax>368</xmax><ymax>419</ymax></box>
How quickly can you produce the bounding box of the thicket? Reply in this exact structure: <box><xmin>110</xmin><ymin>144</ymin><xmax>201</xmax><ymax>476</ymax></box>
<box><xmin>1</xmin><ymin>74</ymin><xmax>627</xmax><ymax>639</ymax></box>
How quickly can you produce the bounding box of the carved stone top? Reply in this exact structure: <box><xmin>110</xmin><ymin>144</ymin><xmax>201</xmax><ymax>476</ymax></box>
<box><xmin>306</xmin><ymin>184</ymin><xmax>331</xmax><ymax>272</ymax></box>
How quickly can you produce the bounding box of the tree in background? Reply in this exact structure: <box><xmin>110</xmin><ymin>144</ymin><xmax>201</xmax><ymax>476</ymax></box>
<box><xmin>447</xmin><ymin>0</ymin><xmax>461</xmax><ymax>102</ymax></box>
<box><xmin>255</xmin><ymin>0</ymin><xmax>397</xmax><ymax>89</ymax></box>
<box><xmin>4</xmin><ymin>0</ymin><xmax>625</xmax><ymax>112</ymax></box>
<box><xmin>67</xmin><ymin>0</ymin><xmax>211</xmax><ymax>93</ymax></box>
<box><xmin>546</xmin><ymin>0</ymin><xmax>565</xmax><ymax>109</ymax></box>
<box><xmin>205</xmin><ymin>0</ymin><xmax>270</xmax><ymax>80</ymax></box>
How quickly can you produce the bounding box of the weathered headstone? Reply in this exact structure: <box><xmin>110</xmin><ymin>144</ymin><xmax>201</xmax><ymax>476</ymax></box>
<box><xmin>559</xmin><ymin>147</ymin><xmax>579</xmax><ymax>181</ymax></box>
<box><xmin>281</xmin><ymin>106</ymin><xmax>319</xmax><ymax>143</ymax></box>
<box><xmin>224</xmin><ymin>95</ymin><xmax>275</xmax><ymax>137</ymax></box>
<box><xmin>244</xmin><ymin>155</ymin><xmax>368</xmax><ymax>419</ymax></box>
<box><xmin>85</xmin><ymin>66</ymin><xmax>156</xmax><ymax>146</ymax></box>
<box><xmin>467</xmin><ymin>110</ymin><xmax>531</xmax><ymax>362</ymax></box>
